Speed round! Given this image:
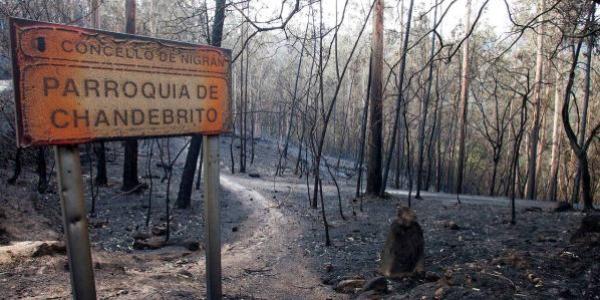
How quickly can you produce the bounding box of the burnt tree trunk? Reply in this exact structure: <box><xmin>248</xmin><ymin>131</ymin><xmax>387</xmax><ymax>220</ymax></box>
<box><xmin>381</xmin><ymin>0</ymin><xmax>414</xmax><ymax>195</ymax></box>
<box><xmin>356</xmin><ymin>56</ymin><xmax>372</xmax><ymax>198</ymax></box>
<box><xmin>36</xmin><ymin>148</ymin><xmax>47</xmax><ymax>193</ymax></box>
<box><xmin>561</xmin><ymin>7</ymin><xmax>596</xmax><ymax>211</ymax></box>
<box><xmin>121</xmin><ymin>0</ymin><xmax>141</xmax><ymax>192</ymax></box>
<box><xmin>94</xmin><ymin>142</ymin><xmax>108</xmax><ymax>186</ymax></box>
<box><xmin>548</xmin><ymin>70</ymin><xmax>562</xmax><ymax>201</ymax></box>
<box><xmin>366</xmin><ymin>0</ymin><xmax>384</xmax><ymax>195</ymax></box>
<box><xmin>90</xmin><ymin>0</ymin><xmax>107</xmax><ymax>187</ymax></box>
<box><xmin>525</xmin><ymin>0</ymin><xmax>546</xmax><ymax>200</ymax></box>
<box><xmin>7</xmin><ymin>148</ymin><xmax>22</xmax><ymax>185</ymax></box>
<box><xmin>176</xmin><ymin>0</ymin><xmax>226</xmax><ymax>207</ymax></box>
<box><xmin>454</xmin><ymin>0</ymin><xmax>471</xmax><ymax>200</ymax></box>
<box><xmin>415</xmin><ymin>0</ymin><xmax>437</xmax><ymax>198</ymax></box>
<box><xmin>177</xmin><ymin>137</ymin><xmax>202</xmax><ymax>209</ymax></box>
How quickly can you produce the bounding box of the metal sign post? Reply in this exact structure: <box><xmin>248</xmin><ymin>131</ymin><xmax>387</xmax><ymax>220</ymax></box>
<box><xmin>203</xmin><ymin>135</ymin><xmax>222</xmax><ymax>299</ymax></box>
<box><xmin>54</xmin><ymin>145</ymin><xmax>97</xmax><ymax>299</ymax></box>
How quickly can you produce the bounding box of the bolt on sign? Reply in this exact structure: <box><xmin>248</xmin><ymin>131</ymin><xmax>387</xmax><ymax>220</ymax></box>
<box><xmin>10</xmin><ymin>18</ymin><xmax>231</xmax><ymax>147</ymax></box>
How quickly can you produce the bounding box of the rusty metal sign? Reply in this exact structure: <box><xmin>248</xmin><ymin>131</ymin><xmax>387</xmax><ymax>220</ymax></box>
<box><xmin>10</xmin><ymin>18</ymin><xmax>231</xmax><ymax>147</ymax></box>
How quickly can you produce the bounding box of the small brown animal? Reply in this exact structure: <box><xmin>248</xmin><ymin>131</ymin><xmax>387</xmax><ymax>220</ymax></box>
<box><xmin>379</xmin><ymin>207</ymin><xmax>424</xmax><ymax>278</ymax></box>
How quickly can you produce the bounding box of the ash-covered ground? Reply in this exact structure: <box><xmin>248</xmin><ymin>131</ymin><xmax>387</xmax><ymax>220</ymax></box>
<box><xmin>0</xmin><ymin>136</ymin><xmax>597</xmax><ymax>299</ymax></box>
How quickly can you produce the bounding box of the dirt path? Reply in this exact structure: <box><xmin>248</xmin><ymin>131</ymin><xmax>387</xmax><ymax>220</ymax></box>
<box><xmin>88</xmin><ymin>172</ymin><xmax>337</xmax><ymax>299</ymax></box>
<box><xmin>387</xmin><ymin>189</ymin><xmax>557</xmax><ymax>209</ymax></box>
<box><xmin>217</xmin><ymin>174</ymin><xmax>335</xmax><ymax>299</ymax></box>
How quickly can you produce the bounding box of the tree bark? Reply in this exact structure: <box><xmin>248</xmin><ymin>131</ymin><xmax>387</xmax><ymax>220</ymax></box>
<box><xmin>356</xmin><ymin>56</ymin><xmax>372</xmax><ymax>198</ymax></box>
<box><xmin>176</xmin><ymin>0</ymin><xmax>227</xmax><ymax>206</ymax></box>
<box><xmin>88</xmin><ymin>0</ymin><xmax>108</xmax><ymax>186</ymax></box>
<box><xmin>525</xmin><ymin>0</ymin><xmax>545</xmax><ymax>200</ymax></box>
<box><xmin>177</xmin><ymin>137</ymin><xmax>201</xmax><ymax>209</ymax></box>
<box><xmin>278</xmin><ymin>20</ymin><xmax>309</xmax><ymax>175</ymax></box>
<box><xmin>454</xmin><ymin>0</ymin><xmax>472</xmax><ymax>199</ymax></box>
<box><xmin>121</xmin><ymin>0</ymin><xmax>140</xmax><ymax>192</ymax></box>
<box><xmin>94</xmin><ymin>143</ymin><xmax>108</xmax><ymax>186</ymax></box>
<box><xmin>571</xmin><ymin>22</ymin><xmax>592</xmax><ymax>205</ymax></box>
<box><xmin>415</xmin><ymin>0</ymin><xmax>437</xmax><ymax>198</ymax></box>
<box><xmin>510</xmin><ymin>92</ymin><xmax>528</xmax><ymax>225</ymax></box>
<box><xmin>381</xmin><ymin>0</ymin><xmax>415</xmax><ymax>195</ymax></box>
<box><xmin>36</xmin><ymin>148</ymin><xmax>47</xmax><ymax>193</ymax></box>
<box><xmin>7</xmin><ymin>148</ymin><xmax>21</xmax><ymax>185</ymax></box>
<box><xmin>366</xmin><ymin>0</ymin><xmax>384</xmax><ymax>195</ymax></box>
<box><xmin>547</xmin><ymin>70</ymin><xmax>562</xmax><ymax>201</ymax></box>
<box><xmin>560</xmin><ymin>9</ymin><xmax>595</xmax><ymax>211</ymax></box>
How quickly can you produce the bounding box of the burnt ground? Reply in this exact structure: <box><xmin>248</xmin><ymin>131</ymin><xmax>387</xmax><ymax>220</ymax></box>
<box><xmin>0</xmin><ymin>136</ymin><xmax>598</xmax><ymax>299</ymax></box>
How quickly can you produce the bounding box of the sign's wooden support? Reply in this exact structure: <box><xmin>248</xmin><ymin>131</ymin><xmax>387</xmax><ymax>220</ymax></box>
<box><xmin>54</xmin><ymin>145</ymin><xmax>97</xmax><ymax>299</ymax></box>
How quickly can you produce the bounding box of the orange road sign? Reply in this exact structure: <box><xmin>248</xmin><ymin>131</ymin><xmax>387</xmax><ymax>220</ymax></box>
<box><xmin>9</xmin><ymin>18</ymin><xmax>231</xmax><ymax>147</ymax></box>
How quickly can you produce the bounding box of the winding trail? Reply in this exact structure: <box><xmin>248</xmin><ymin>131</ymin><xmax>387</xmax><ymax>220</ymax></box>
<box><xmin>215</xmin><ymin>174</ymin><xmax>334</xmax><ymax>299</ymax></box>
<box><xmin>386</xmin><ymin>189</ymin><xmax>557</xmax><ymax>209</ymax></box>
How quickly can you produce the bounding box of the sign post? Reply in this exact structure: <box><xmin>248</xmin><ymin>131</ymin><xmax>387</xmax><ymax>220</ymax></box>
<box><xmin>9</xmin><ymin>17</ymin><xmax>231</xmax><ymax>299</ymax></box>
<box><xmin>54</xmin><ymin>145</ymin><xmax>97</xmax><ymax>299</ymax></box>
<box><xmin>203</xmin><ymin>135</ymin><xmax>221</xmax><ymax>298</ymax></box>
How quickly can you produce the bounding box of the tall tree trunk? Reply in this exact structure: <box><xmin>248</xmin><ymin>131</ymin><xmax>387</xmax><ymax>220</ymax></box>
<box><xmin>510</xmin><ymin>98</ymin><xmax>527</xmax><ymax>225</ymax></box>
<box><xmin>312</xmin><ymin>0</ymin><xmax>375</xmax><ymax>207</ymax></box>
<box><xmin>121</xmin><ymin>0</ymin><xmax>141</xmax><ymax>192</ymax></box>
<box><xmin>561</xmin><ymin>7</ymin><xmax>595</xmax><ymax>211</ymax></box>
<box><xmin>548</xmin><ymin>70</ymin><xmax>562</xmax><ymax>201</ymax></box>
<box><xmin>88</xmin><ymin>0</ymin><xmax>108</xmax><ymax>186</ymax></box>
<box><xmin>296</xmin><ymin>40</ymin><xmax>318</xmax><ymax>176</ymax></box>
<box><xmin>239</xmin><ymin>8</ymin><xmax>247</xmax><ymax>174</ymax></box>
<box><xmin>177</xmin><ymin>138</ymin><xmax>201</xmax><ymax>209</ymax></box>
<box><xmin>571</xmin><ymin>25</ymin><xmax>592</xmax><ymax>205</ymax></box>
<box><xmin>250</xmin><ymin>96</ymin><xmax>255</xmax><ymax>164</ymax></box>
<box><xmin>454</xmin><ymin>0</ymin><xmax>471</xmax><ymax>199</ymax></box>
<box><xmin>196</xmin><ymin>144</ymin><xmax>203</xmax><ymax>190</ymax></box>
<box><xmin>380</xmin><ymin>0</ymin><xmax>414</xmax><ymax>195</ymax></box>
<box><xmin>242</xmin><ymin>31</ymin><xmax>249</xmax><ymax>172</ymax></box>
<box><xmin>176</xmin><ymin>0</ymin><xmax>226</xmax><ymax>206</ymax></box>
<box><xmin>435</xmin><ymin>87</ymin><xmax>443</xmax><ymax>192</ymax></box>
<box><xmin>36</xmin><ymin>148</ymin><xmax>47</xmax><ymax>193</ymax></box>
<box><xmin>318</xmin><ymin>179</ymin><xmax>331</xmax><ymax>246</ymax></box>
<box><xmin>394</xmin><ymin>0</ymin><xmax>405</xmax><ymax>190</ymax></box>
<box><xmin>356</xmin><ymin>56</ymin><xmax>372</xmax><ymax>198</ymax></box>
<box><xmin>535</xmin><ymin>79</ymin><xmax>552</xmax><ymax>188</ymax></box>
<box><xmin>366</xmin><ymin>0</ymin><xmax>384</xmax><ymax>195</ymax></box>
<box><xmin>403</xmin><ymin>90</ymin><xmax>413</xmax><ymax>207</ymax></box>
<box><xmin>94</xmin><ymin>143</ymin><xmax>107</xmax><ymax>186</ymax></box>
<box><xmin>311</xmin><ymin>0</ymin><xmax>325</xmax><ymax>209</ymax></box>
<box><xmin>7</xmin><ymin>148</ymin><xmax>21</xmax><ymax>185</ymax></box>
<box><xmin>490</xmin><ymin>156</ymin><xmax>499</xmax><ymax>196</ymax></box>
<box><xmin>415</xmin><ymin>0</ymin><xmax>437</xmax><ymax>198</ymax></box>
<box><xmin>278</xmin><ymin>20</ymin><xmax>309</xmax><ymax>174</ymax></box>
<box><xmin>525</xmin><ymin>0</ymin><xmax>545</xmax><ymax>200</ymax></box>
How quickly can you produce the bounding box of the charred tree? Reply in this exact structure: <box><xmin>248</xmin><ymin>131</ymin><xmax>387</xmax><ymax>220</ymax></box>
<box><xmin>121</xmin><ymin>0</ymin><xmax>141</xmax><ymax>192</ymax></box>
<box><xmin>177</xmin><ymin>137</ymin><xmax>202</xmax><ymax>209</ymax></box>
<box><xmin>366</xmin><ymin>0</ymin><xmax>384</xmax><ymax>195</ymax></box>
<box><xmin>90</xmin><ymin>0</ymin><xmax>107</xmax><ymax>186</ymax></box>
<box><xmin>415</xmin><ymin>0</ymin><xmax>437</xmax><ymax>199</ymax></box>
<box><xmin>562</xmin><ymin>5</ymin><xmax>598</xmax><ymax>211</ymax></box>
<box><xmin>356</xmin><ymin>56</ymin><xmax>372</xmax><ymax>199</ymax></box>
<box><xmin>176</xmin><ymin>0</ymin><xmax>226</xmax><ymax>208</ymax></box>
<box><xmin>36</xmin><ymin>148</ymin><xmax>47</xmax><ymax>193</ymax></box>
<box><xmin>7</xmin><ymin>148</ymin><xmax>21</xmax><ymax>185</ymax></box>
<box><xmin>547</xmin><ymin>69</ymin><xmax>562</xmax><ymax>201</ymax></box>
<box><xmin>381</xmin><ymin>0</ymin><xmax>414</xmax><ymax>196</ymax></box>
<box><xmin>454</xmin><ymin>0</ymin><xmax>471</xmax><ymax>201</ymax></box>
<box><xmin>525</xmin><ymin>0</ymin><xmax>546</xmax><ymax>200</ymax></box>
